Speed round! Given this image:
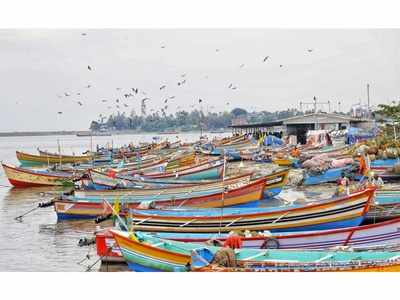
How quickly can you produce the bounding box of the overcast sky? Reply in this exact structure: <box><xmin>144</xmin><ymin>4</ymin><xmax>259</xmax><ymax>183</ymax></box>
<box><xmin>1</xmin><ymin>29</ymin><xmax>399</xmax><ymax>131</ymax></box>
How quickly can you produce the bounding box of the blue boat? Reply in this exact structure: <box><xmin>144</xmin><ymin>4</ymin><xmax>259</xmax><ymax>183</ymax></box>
<box><xmin>303</xmin><ymin>166</ymin><xmax>352</xmax><ymax>185</ymax></box>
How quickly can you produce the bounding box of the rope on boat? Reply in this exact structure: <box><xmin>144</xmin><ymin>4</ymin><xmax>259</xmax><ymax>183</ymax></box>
<box><xmin>85</xmin><ymin>246</ymin><xmax>113</xmax><ymax>272</ymax></box>
<box><xmin>0</xmin><ymin>184</ymin><xmax>12</xmax><ymax>188</ymax></box>
<box><xmin>14</xmin><ymin>200</ymin><xmax>55</xmax><ymax>221</ymax></box>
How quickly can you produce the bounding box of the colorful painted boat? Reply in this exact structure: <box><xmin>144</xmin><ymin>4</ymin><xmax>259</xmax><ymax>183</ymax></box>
<box><xmin>96</xmin><ymin>217</ymin><xmax>400</xmax><ymax>262</ymax></box>
<box><xmin>272</xmin><ymin>158</ymin><xmax>299</xmax><ymax>167</ymax></box>
<box><xmin>371</xmin><ymin>159</ymin><xmax>400</xmax><ymax>170</ymax></box>
<box><xmin>111</xmin><ymin>230</ymin><xmax>400</xmax><ymax>272</ymax></box>
<box><xmin>141</xmin><ymin>159</ymin><xmax>225</xmax><ymax>181</ymax></box>
<box><xmin>302</xmin><ymin>166</ymin><xmax>352</xmax><ymax>185</ymax></box>
<box><xmin>366</xmin><ymin>189</ymin><xmax>400</xmax><ymax>221</ymax></box>
<box><xmin>122</xmin><ymin>188</ymin><xmax>374</xmax><ymax>233</ymax></box>
<box><xmin>16</xmin><ymin>150</ymin><xmax>92</xmax><ymax>166</ymax></box>
<box><xmin>76</xmin><ymin>172</ymin><xmax>254</xmax><ymax>200</ymax></box>
<box><xmin>54</xmin><ymin>176</ymin><xmax>268</xmax><ymax>220</ymax></box>
<box><xmin>2</xmin><ymin>163</ymin><xmax>76</xmax><ymax>188</ymax></box>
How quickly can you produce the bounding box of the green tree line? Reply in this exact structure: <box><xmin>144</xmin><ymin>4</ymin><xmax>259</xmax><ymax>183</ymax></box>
<box><xmin>89</xmin><ymin>108</ymin><xmax>307</xmax><ymax>132</ymax></box>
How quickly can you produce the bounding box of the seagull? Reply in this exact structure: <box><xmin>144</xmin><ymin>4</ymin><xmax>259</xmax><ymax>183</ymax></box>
<box><xmin>77</xmin><ymin>93</ymin><xmax>81</xmax><ymax>95</ymax></box>
<box><xmin>161</xmin><ymin>45</ymin><xmax>165</xmax><ymax>49</ymax></box>
<box><xmin>263</xmin><ymin>56</ymin><xmax>269</xmax><ymax>62</ymax></box>
<box><xmin>116</xmin><ymin>99</ymin><xmax>119</xmax><ymax>103</ymax></box>
<box><xmin>181</xmin><ymin>74</ymin><xmax>186</xmax><ymax>77</ymax></box>
<box><xmin>101</xmin><ymin>100</ymin><xmax>107</xmax><ymax>102</ymax></box>
<box><xmin>239</xmin><ymin>64</ymin><xmax>245</xmax><ymax>68</ymax></box>
<box><xmin>86</xmin><ymin>85</ymin><xmax>91</xmax><ymax>88</ymax></box>
<box><xmin>81</xmin><ymin>33</ymin><xmax>87</xmax><ymax>36</ymax></box>
<box><xmin>116</xmin><ymin>87</ymin><xmax>121</xmax><ymax>91</ymax></box>
<box><xmin>164</xmin><ymin>99</ymin><xmax>168</xmax><ymax>103</ymax></box>
<box><xmin>228</xmin><ymin>83</ymin><xmax>233</xmax><ymax>89</ymax></box>
<box><xmin>77</xmin><ymin>101</ymin><xmax>83</xmax><ymax>106</ymax></box>
<box><xmin>87</xmin><ymin>65</ymin><xmax>92</xmax><ymax>71</ymax></box>
<box><xmin>198</xmin><ymin>99</ymin><xmax>203</xmax><ymax>103</ymax></box>
<box><xmin>160</xmin><ymin>85</ymin><xmax>166</xmax><ymax>90</ymax></box>
<box><xmin>57</xmin><ymin>111</ymin><xmax>63</xmax><ymax>114</ymax></box>
<box><xmin>132</xmin><ymin>88</ymin><xmax>138</xmax><ymax>94</ymax></box>
<box><xmin>169</xmin><ymin>96</ymin><xmax>175</xmax><ymax>99</ymax></box>
<box><xmin>215</xmin><ymin>49</ymin><xmax>220</xmax><ymax>52</ymax></box>
<box><xmin>231</xmin><ymin>86</ymin><xmax>237</xmax><ymax>90</ymax></box>
<box><xmin>279</xmin><ymin>65</ymin><xmax>283</xmax><ymax>68</ymax></box>
<box><xmin>64</xmin><ymin>93</ymin><xmax>70</xmax><ymax>97</ymax></box>
<box><xmin>307</xmin><ymin>49</ymin><xmax>313</xmax><ymax>52</ymax></box>
<box><xmin>124</xmin><ymin>103</ymin><xmax>129</xmax><ymax>107</ymax></box>
<box><xmin>142</xmin><ymin>98</ymin><xmax>150</xmax><ymax>102</ymax></box>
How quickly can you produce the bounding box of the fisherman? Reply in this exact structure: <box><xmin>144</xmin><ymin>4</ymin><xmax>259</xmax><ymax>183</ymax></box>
<box><xmin>290</xmin><ymin>146</ymin><xmax>301</xmax><ymax>158</ymax></box>
<box><xmin>336</xmin><ymin>176</ymin><xmax>350</xmax><ymax>196</ymax></box>
<box><xmin>223</xmin><ymin>231</ymin><xmax>242</xmax><ymax>249</ymax></box>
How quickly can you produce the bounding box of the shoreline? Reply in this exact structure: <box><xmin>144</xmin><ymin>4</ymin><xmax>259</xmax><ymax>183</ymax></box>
<box><xmin>0</xmin><ymin>129</ymin><xmax>229</xmax><ymax>137</ymax></box>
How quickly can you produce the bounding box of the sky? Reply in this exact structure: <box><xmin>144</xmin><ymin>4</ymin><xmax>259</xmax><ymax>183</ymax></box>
<box><xmin>0</xmin><ymin>28</ymin><xmax>399</xmax><ymax>131</ymax></box>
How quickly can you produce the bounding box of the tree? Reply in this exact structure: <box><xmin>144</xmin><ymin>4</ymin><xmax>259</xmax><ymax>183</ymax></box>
<box><xmin>375</xmin><ymin>103</ymin><xmax>400</xmax><ymax>123</ymax></box>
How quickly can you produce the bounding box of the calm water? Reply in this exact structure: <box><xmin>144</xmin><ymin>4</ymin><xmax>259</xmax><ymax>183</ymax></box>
<box><xmin>0</xmin><ymin>132</ymin><xmax>229</xmax><ymax>271</ymax></box>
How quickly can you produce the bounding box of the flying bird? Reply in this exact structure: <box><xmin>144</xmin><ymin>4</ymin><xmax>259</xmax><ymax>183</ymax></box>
<box><xmin>160</xmin><ymin>85</ymin><xmax>166</xmax><ymax>90</ymax></box>
<box><xmin>101</xmin><ymin>99</ymin><xmax>107</xmax><ymax>102</ymax></box>
<box><xmin>198</xmin><ymin>99</ymin><xmax>203</xmax><ymax>103</ymax></box>
<box><xmin>132</xmin><ymin>88</ymin><xmax>138</xmax><ymax>94</ymax></box>
<box><xmin>64</xmin><ymin>93</ymin><xmax>70</xmax><ymax>97</ymax></box>
<box><xmin>215</xmin><ymin>49</ymin><xmax>220</xmax><ymax>52</ymax></box>
<box><xmin>228</xmin><ymin>83</ymin><xmax>233</xmax><ymax>89</ymax></box>
<box><xmin>169</xmin><ymin>96</ymin><xmax>175</xmax><ymax>99</ymax></box>
<box><xmin>77</xmin><ymin>92</ymin><xmax>81</xmax><ymax>95</ymax></box>
<box><xmin>164</xmin><ymin>99</ymin><xmax>168</xmax><ymax>103</ymax></box>
<box><xmin>77</xmin><ymin>101</ymin><xmax>83</xmax><ymax>106</ymax></box>
<box><xmin>81</xmin><ymin>33</ymin><xmax>87</xmax><ymax>36</ymax></box>
<box><xmin>87</xmin><ymin>65</ymin><xmax>92</xmax><ymax>71</ymax></box>
<box><xmin>86</xmin><ymin>85</ymin><xmax>91</xmax><ymax>88</ymax></box>
<box><xmin>124</xmin><ymin>104</ymin><xmax>129</xmax><ymax>107</ymax></box>
<box><xmin>57</xmin><ymin>111</ymin><xmax>63</xmax><ymax>114</ymax></box>
<box><xmin>279</xmin><ymin>64</ymin><xmax>283</xmax><ymax>68</ymax></box>
<box><xmin>239</xmin><ymin>64</ymin><xmax>245</xmax><ymax>68</ymax></box>
<box><xmin>307</xmin><ymin>49</ymin><xmax>313</xmax><ymax>52</ymax></box>
<box><xmin>263</xmin><ymin>56</ymin><xmax>269</xmax><ymax>62</ymax></box>
<box><xmin>161</xmin><ymin>45</ymin><xmax>165</xmax><ymax>49</ymax></box>
<box><xmin>181</xmin><ymin>74</ymin><xmax>186</xmax><ymax>77</ymax></box>
<box><xmin>116</xmin><ymin>99</ymin><xmax>120</xmax><ymax>103</ymax></box>
<box><xmin>142</xmin><ymin>98</ymin><xmax>150</xmax><ymax>102</ymax></box>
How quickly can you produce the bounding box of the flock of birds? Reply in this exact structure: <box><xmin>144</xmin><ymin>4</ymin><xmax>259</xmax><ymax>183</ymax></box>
<box><xmin>53</xmin><ymin>32</ymin><xmax>315</xmax><ymax>120</ymax></box>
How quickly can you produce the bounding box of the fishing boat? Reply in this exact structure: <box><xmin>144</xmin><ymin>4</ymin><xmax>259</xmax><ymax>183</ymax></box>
<box><xmin>366</xmin><ymin>189</ymin><xmax>400</xmax><ymax>221</ymax></box>
<box><xmin>132</xmin><ymin>158</ymin><xmax>225</xmax><ymax>181</ymax></box>
<box><xmin>96</xmin><ymin>217</ymin><xmax>400</xmax><ymax>262</ymax></box>
<box><xmin>16</xmin><ymin>150</ymin><xmax>92</xmax><ymax>166</ymax></box>
<box><xmin>272</xmin><ymin>157</ymin><xmax>299</xmax><ymax>167</ymax></box>
<box><xmin>120</xmin><ymin>187</ymin><xmax>374</xmax><ymax>233</ymax></box>
<box><xmin>111</xmin><ymin>230</ymin><xmax>400</xmax><ymax>272</ymax></box>
<box><xmin>371</xmin><ymin>159</ymin><xmax>400</xmax><ymax>170</ymax></box>
<box><xmin>2</xmin><ymin>163</ymin><xmax>76</xmax><ymax>188</ymax></box>
<box><xmin>302</xmin><ymin>166</ymin><xmax>352</xmax><ymax>185</ymax></box>
<box><xmin>54</xmin><ymin>175</ymin><xmax>269</xmax><ymax>219</ymax></box>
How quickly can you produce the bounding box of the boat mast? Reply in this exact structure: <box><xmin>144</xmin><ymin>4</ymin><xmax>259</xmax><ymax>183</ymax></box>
<box><xmin>219</xmin><ymin>154</ymin><xmax>226</xmax><ymax>235</ymax></box>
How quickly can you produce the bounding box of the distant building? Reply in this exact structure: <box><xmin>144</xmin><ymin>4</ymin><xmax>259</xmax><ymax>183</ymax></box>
<box><xmin>230</xmin><ymin>112</ymin><xmax>373</xmax><ymax>144</ymax></box>
<box><xmin>231</xmin><ymin>115</ymin><xmax>248</xmax><ymax>126</ymax></box>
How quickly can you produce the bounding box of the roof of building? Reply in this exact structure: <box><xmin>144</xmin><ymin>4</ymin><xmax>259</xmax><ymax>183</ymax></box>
<box><xmin>229</xmin><ymin>112</ymin><xmax>372</xmax><ymax>129</ymax></box>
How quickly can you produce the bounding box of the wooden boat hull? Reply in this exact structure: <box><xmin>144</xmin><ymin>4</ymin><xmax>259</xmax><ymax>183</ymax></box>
<box><xmin>17</xmin><ymin>150</ymin><xmax>91</xmax><ymax>166</ymax></box>
<box><xmin>2</xmin><ymin>163</ymin><xmax>75</xmax><ymax>188</ymax></box>
<box><xmin>96</xmin><ymin>217</ymin><xmax>400</xmax><ymax>262</ymax></box>
<box><xmin>111</xmin><ymin>230</ymin><xmax>400</xmax><ymax>272</ymax></box>
<box><xmin>54</xmin><ymin>177</ymin><xmax>267</xmax><ymax>219</ymax></box>
<box><xmin>303</xmin><ymin>166</ymin><xmax>351</xmax><ymax>185</ymax></box>
<box><xmin>123</xmin><ymin>188</ymin><xmax>375</xmax><ymax>233</ymax></box>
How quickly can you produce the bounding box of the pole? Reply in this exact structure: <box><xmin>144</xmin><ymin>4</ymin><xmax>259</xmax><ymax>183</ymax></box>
<box><xmin>57</xmin><ymin>139</ymin><xmax>61</xmax><ymax>166</ymax></box>
<box><xmin>218</xmin><ymin>155</ymin><xmax>226</xmax><ymax>235</ymax></box>
<box><xmin>367</xmin><ymin>83</ymin><xmax>370</xmax><ymax>117</ymax></box>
